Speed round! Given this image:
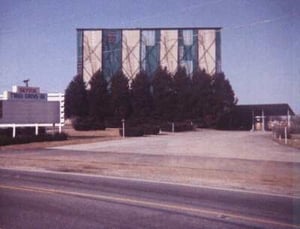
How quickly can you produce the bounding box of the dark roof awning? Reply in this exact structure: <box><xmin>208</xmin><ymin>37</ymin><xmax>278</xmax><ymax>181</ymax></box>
<box><xmin>236</xmin><ymin>103</ymin><xmax>295</xmax><ymax>116</ymax></box>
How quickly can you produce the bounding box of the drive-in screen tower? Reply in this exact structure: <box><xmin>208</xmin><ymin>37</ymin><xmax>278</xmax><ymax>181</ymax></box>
<box><xmin>77</xmin><ymin>27</ymin><xmax>221</xmax><ymax>83</ymax></box>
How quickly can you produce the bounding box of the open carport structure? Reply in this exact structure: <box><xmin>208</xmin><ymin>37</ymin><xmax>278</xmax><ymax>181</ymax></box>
<box><xmin>236</xmin><ymin>104</ymin><xmax>295</xmax><ymax>131</ymax></box>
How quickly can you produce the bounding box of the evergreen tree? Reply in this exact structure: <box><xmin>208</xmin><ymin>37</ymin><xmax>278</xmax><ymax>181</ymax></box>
<box><xmin>88</xmin><ymin>70</ymin><xmax>110</xmax><ymax>122</ymax></box>
<box><xmin>130</xmin><ymin>70</ymin><xmax>153</xmax><ymax>120</ymax></box>
<box><xmin>110</xmin><ymin>71</ymin><xmax>132</xmax><ymax>120</ymax></box>
<box><xmin>152</xmin><ymin>67</ymin><xmax>176</xmax><ymax>121</ymax></box>
<box><xmin>191</xmin><ymin>69</ymin><xmax>212</xmax><ymax>123</ymax></box>
<box><xmin>212</xmin><ymin>72</ymin><xmax>237</xmax><ymax>128</ymax></box>
<box><xmin>65</xmin><ymin>74</ymin><xmax>88</xmax><ymax>118</ymax></box>
<box><xmin>173</xmin><ymin>66</ymin><xmax>192</xmax><ymax>120</ymax></box>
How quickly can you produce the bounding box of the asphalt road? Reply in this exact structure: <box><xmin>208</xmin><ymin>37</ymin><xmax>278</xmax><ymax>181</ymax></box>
<box><xmin>0</xmin><ymin>168</ymin><xmax>299</xmax><ymax>229</ymax></box>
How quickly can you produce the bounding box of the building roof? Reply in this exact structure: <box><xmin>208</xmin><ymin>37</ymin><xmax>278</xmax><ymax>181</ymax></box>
<box><xmin>236</xmin><ymin>103</ymin><xmax>295</xmax><ymax>116</ymax></box>
<box><xmin>77</xmin><ymin>27</ymin><xmax>222</xmax><ymax>31</ymax></box>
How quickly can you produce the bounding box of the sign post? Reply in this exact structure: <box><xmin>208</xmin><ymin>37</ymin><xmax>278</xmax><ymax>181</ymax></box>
<box><xmin>285</xmin><ymin>127</ymin><xmax>288</xmax><ymax>144</ymax></box>
<box><xmin>12</xmin><ymin>124</ymin><xmax>16</xmax><ymax>138</ymax></box>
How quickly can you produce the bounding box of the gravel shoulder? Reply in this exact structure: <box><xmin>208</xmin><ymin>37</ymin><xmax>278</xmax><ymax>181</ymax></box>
<box><xmin>0</xmin><ymin>129</ymin><xmax>299</xmax><ymax>197</ymax></box>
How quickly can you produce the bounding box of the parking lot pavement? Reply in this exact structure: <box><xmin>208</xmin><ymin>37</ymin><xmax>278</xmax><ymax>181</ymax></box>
<box><xmin>50</xmin><ymin>129</ymin><xmax>300</xmax><ymax>163</ymax></box>
<box><xmin>2</xmin><ymin>129</ymin><xmax>300</xmax><ymax>197</ymax></box>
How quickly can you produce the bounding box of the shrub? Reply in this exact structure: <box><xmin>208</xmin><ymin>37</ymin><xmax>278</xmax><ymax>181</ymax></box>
<box><xmin>272</xmin><ymin>125</ymin><xmax>291</xmax><ymax>139</ymax></box>
<box><xmin>175</xmin><ymin>122</ymin><xmax>195</xmax><ymax>132</ymax></box>
<box><xmin>0</xmin><ymin>128</ymin><xmax>13</xmax><ymax>137</ymax></box>
<box><xmin>0</xmin><ymin>132</ymin><xmax>68</xmax><ymax>146</ymax></box>
<box><xmin>119</xmin><ymin>126</ymin><xmax>144</xmax><ymax>137</ymax></box>
<box><xmin>17</xmin><ymin>127</ymin><xmax>46</xmax><ymax>136</ymax></box>
<box><xmin>0</xmin><ymin>127</ymin><xmax>46</xmax><ymax>137</ymax></box>
<box><xmin>105</xmin><ymin>117</ymin><xmax>122</xmax><ymax>128</ymax></box>
<box><xmin>142</xmin><ymin>124</ymin><xmax>160</xmax><ymax>135</ymax></box>
<box><xmin>72</xmin><ymin>117</ymin><xmax>105</xmax><ymax>131</ymax></box>
<box><xmin>43</xmin><ymin>132</ymin><xmax>68</xmax><ymax>141</ymax></box>
<box><xmin>0</xmin><ymin>135</ymin><xmax>13</xmax><ymax>146</ymax></box>
<box><xmin>123</xmin><ymin>118</ymin><xmax>160</xmax><ymax>135</ymax></box>
<box><xmin>290</xmin><ymin>118</ymin><xmax>300</xmax><ymax>134</ymax></box>
<box><xmin>290</xmin><ymin>126</ymin><xmax>300</xmax><ymax>134</ymax></box>
<box><xmin>160</xmin><ymin>122</ymin><xmax>172</xmax><ymax>132</ymax></box>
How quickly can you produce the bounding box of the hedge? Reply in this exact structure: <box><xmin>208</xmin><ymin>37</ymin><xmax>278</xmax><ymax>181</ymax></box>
<box><xmin>142</xmin><ymin>124</ymin><xmax>160</xmax><ymax>135</ymax></box>
<box><xmin>105</xmin><ymin>117</ymin><xmax>122</xmax><ymax>128</ymax></box>
<box><xmin>272</xmin><ymin>125</ymin><xmax>291</xmax><ymax>139</ymax></box>
<box><xmin>0</xmin><ymin>127</ymin><xmax>46</xmax><ymax>137</ymax></box>
<box><xmin>119</xmin><ymin>126</ymin><xmax>144</xmax><ymax>137</ymax></box>
<box><xmin>160</xmin><ymin>122</ymin><xmax>194</xmax><ymax>132</ymax></box>
<box><xmin>0</xmin><ymin>132</ymin><xmax>68</xmax><ymax>146</ymax></box>
<box><xmin>72</xmin><ymin>117</ymin><xmax>105</xmax><ymax>131</ymax></box>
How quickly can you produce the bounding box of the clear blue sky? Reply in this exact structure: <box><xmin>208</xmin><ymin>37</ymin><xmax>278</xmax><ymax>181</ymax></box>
<box><xmin>1</xmin><ymin>0</ymin><xmax>299</xmax><ymax>113</ymax></box>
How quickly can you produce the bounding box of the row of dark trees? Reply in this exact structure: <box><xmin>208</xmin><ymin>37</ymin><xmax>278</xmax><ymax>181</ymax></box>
<box><xmin>65</xmin><ymin>66</ymin><xmax>237</xmax><ymax>129</ymax></box>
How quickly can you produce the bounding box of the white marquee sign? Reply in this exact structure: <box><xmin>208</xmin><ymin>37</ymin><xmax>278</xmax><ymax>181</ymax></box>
<box><xmin>0</xmin><ymin>85</ymin><xmax>63</xmax><ymax>137</ymax></box>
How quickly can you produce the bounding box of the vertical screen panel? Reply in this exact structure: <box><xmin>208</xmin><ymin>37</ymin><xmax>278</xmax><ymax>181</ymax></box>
<box><xmin>160</xmin><ymin>30</ymin><xmax>178</xmax><ymax>74</ymax></box>
<box><xmin>216</xmin><ymin>30</ymin><xmax>222</xmax><ymax>73</ymax></box>
<box><xmin>141</xmin><ymin>30</ymin><xmax>160</xmax><ymax>77</ymax></box>
<box><xmin>198</xmin><ymin>30</ymin><xmax>216</xmax><ymax>75</ymax></box>
<box><xmin>77</xmin><ymin>30</ymin><xmax>83</xmax><ymax>75</ymax></box>
<box><xmin>122</xmin><ymin>30</ymin><xmax>140</xmax><ymax>81</ymax></box>
<box><xmin>0</xmin><ymin>101</ymin><xmax>2</xmax><ymax>118</ymax></box>
<box><xmin>83</xmin><ymin>30</ymin><xmax>102</xmax><ymax>84</ymax></box>
<box><xmin>178</xmin><ymin>29</ymin><xmax>198</xmax><ymax>75</ymax></box>
<box><xmin>102</xmin><ymin>30</ymin><xmax>122</xmax><ymax>81</ymax></box>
